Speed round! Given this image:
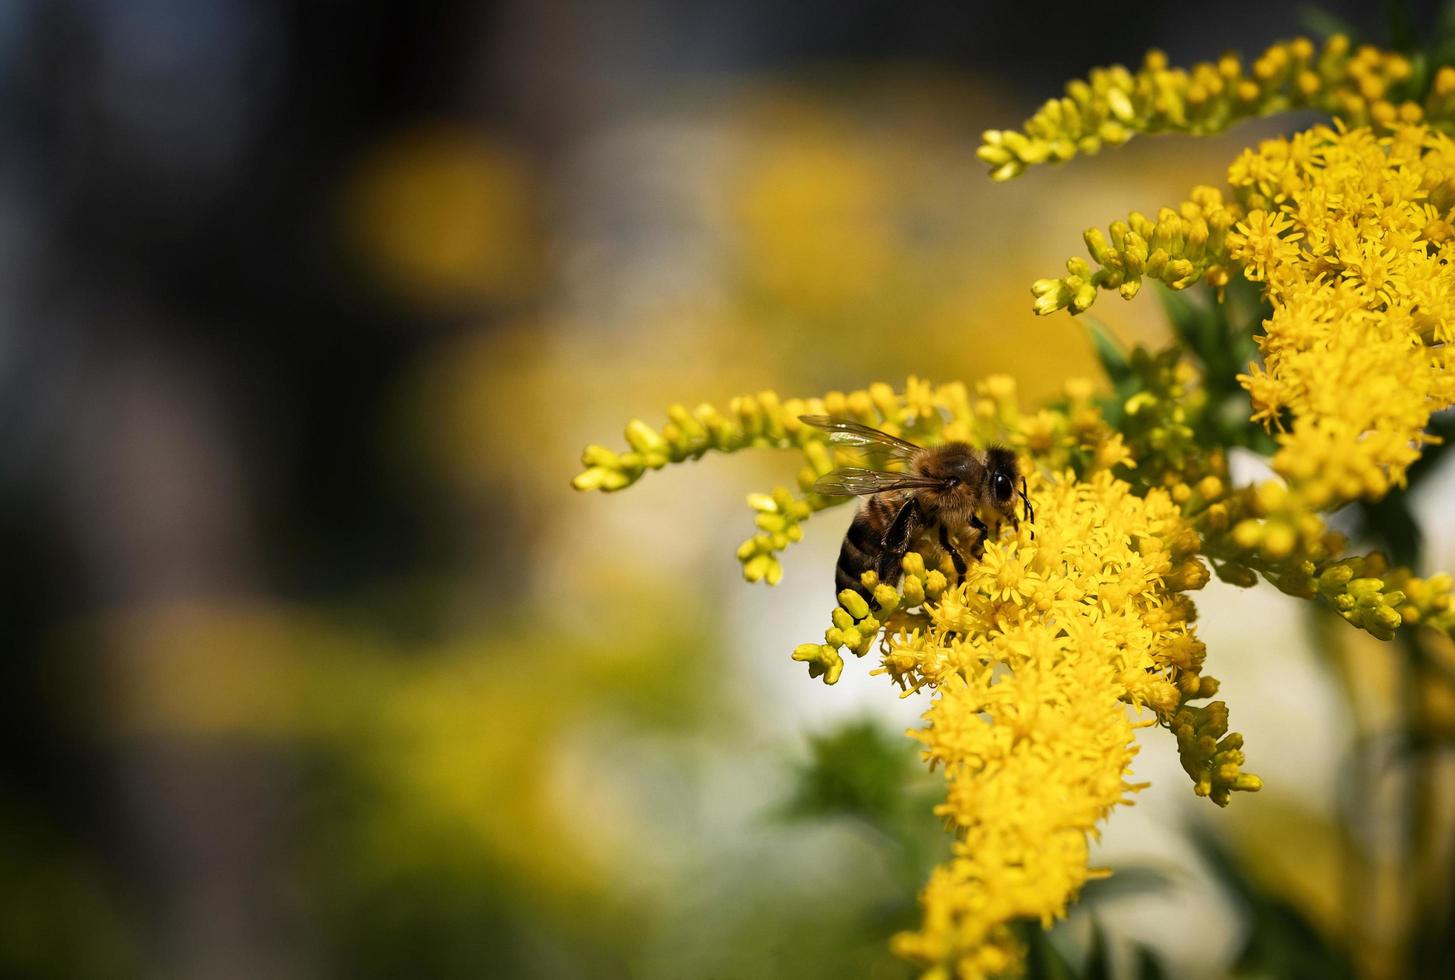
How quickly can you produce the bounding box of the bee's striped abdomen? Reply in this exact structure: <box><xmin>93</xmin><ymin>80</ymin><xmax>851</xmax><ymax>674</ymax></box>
<box><xmin>834</xmin><ymin>494</ymin><xmax>897</xmax><ymax>600</ymax></box>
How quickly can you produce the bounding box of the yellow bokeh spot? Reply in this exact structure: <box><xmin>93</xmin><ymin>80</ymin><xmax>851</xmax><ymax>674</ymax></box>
<box><xmin>343</xmin><ymin>127</ymin><xmax>541</xmax><ymax>310</ymax></box>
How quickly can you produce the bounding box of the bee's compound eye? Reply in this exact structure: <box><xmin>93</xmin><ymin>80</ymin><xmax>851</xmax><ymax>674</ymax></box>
<box><xmin>993</xmin><ymin>472</ymin><xmax>1013</xmax><ymax>503</ymax></box>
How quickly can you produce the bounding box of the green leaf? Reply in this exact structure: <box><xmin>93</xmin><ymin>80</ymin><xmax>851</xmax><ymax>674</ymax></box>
<box><xmin>1133</xmin><ymin>944</ymin><xmax>1168</xmax><ymax>980</ymax></box>
<box><xmin>1385</xmin><ymin>0</ymin><xmax>1418</xmax><ymax>53</ymax></box>
<box><xmin>1079</xmin><ymin>865</ymin><xmax>1176</xmax><ymax>905</ymax></box>
<box><xmin>1354</xmin><ymin>492</ymin><xmax>1423</xmax><ymax>569</ymax></box>
<box><xmin>1083</xmin><ymin>919</ymin><xmax>1112</xmax><ymax>980</ymax></box>
<box><xmin>1434</xmin><ymin>0</ymin><xmax>1455</xmax><ymax>79</ymax></box>
<box><xmin>1019</xmin><ymin>921</ymin><xmax>1076</xmax><ymax>980</ymax></box>
<box><xmin>1076</xmin><ymin>314</ymin><xmax>1134</xmax><ymax>391</ymax></box>
<box><xmin>1409</xmin><ymin>831</ymin><xmax>1455</xmax><ymax>976</ymax></box>
<box><xmin>775</xmin><ymin>718</ymin><xmax>949</xmax><ymax>895</ymax></box>
<box><xmin>1157</xmin><ymin>285</ymin><xmax>1207</xmax><ymax>353</ymax></box>
<box><xmin>778</xmin><ymin>719</ymin><xmax>921</xmax><ymax>827</ymax></box>
<box><xmin>1187</xmin><ymin>827</ymin><xmax>1358</xmax><ymax>980</ymax></box>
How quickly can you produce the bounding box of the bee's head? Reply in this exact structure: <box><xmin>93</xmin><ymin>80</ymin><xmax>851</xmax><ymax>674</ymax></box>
<box><xmin>916</xmin><ymin>445</ymin><xmax>979</xmax><ymax>519</ymax></box>
<box><xmin>985</xmin><ymin>447</ymin><xmax>1032</xmax><ymax>531</ymax></box>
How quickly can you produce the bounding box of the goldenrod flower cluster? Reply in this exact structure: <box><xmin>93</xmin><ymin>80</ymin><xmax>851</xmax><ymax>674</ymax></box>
<box><xmin>878</xmin><ymin>470</ymin><xmax>1250</xmax><ymax>978</ymax></box>
<box><xmin>576</xmin><ymin>374</ymin><xmax>1262</xmax><ymax>976</ymax></box>
<box><xmin>1036</xmin><ymin>123</ymin><xmax>1455</xmax><ymax>514</ymax></box>
<box><xmin>574</xmin><ymin>348</ymin><xmax>1455</xmax><ymax>975</ymax></box>
<box><xmin>575</xmin><ymin>36</ymin><xmax>1455</xmax><ymax>980</ymax></box>
<box><xmin>980</xmin><ymin>36</ymin><xmax>1436</xmax><ymax>180</ymax></box>
<box><xmin>1232</xmin><ymin>125</ymin><xmax>1455</xmax><ymax>504</ymax></box>
<box><xmin>1096</xmin><ymin>343</ymin><xmax>1455</xmax><ymax>641</ymax></box>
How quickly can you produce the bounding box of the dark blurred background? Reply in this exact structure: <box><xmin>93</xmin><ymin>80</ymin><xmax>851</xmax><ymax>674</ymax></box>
<box><xmin>0</xmin><ymin>2</ymin><xmax>1440</xmax><ymax>979</ymax></box>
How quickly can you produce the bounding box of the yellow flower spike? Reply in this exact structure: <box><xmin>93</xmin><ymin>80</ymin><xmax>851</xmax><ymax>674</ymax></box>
<box><xmin>1206</xmin><ymin>498</ymin><xmax>1437</xmax><ymax>641</ymax></box>
<box><xmin>856</xmin><ymin>469</ymin><xmax>1257</xmax><ymax>977</ymax></box>
<box><xmin>1318</xmin><ymin>563</ymin><xmax>1355</xmax><ymax>594</ymax></box>
<box><xmin>570</xmin><ymin>463</ymin><xmax>623</xmax><ymax>492</ymax></box>
<box><xmin>745</xmin><ymin>491</ymin><xmax>778</xmax><ymax>513</ymax></box>
<box><xmin>798</xmin><ymin>643</ymin><xmax>849</xmax><ymax>686</ymax></box>
<box><xmin>584</xmin><ymin>378</ymin><xmax>1323</xmax><ymax>976</ymax></box>
<box><xmin>802</xmin><ymin>440</ymin><xmax>834</xmax><ymax>479</ymax></box>
<box><xmin>982</xmin><ymin>36</ymin><xmax>1435</xmax><ymax>181</ymax></box>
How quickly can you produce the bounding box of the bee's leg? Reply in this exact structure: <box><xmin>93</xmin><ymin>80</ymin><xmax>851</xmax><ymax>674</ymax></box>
<box><xmin>968</xmin><ymin>513</ymin><xmax>989</xmax><ymax>559</ymax></box>
<box><xmin>876</xmin><ymin>498</ymin><xmax>923</xmax><ymax>588</ymax></box>
<box><xmin>938</xmin><ymin>523</ymin><xmax>967</xmax><ymax>580</ymax></box>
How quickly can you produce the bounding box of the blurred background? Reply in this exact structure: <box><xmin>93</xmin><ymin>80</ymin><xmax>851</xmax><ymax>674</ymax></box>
<box><xmin>4</xmin><ymin>1</ymin><xmax>1455</xmax><ymax>978</ymax></box>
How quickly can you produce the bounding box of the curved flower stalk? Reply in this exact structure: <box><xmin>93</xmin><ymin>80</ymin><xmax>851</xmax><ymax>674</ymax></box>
<box><xmin>573</xmin><ymin>377</ymin><xmax>1024</xmax><ymax>586</ymax></box>
<box><xmin>979</xmin><ymin>36</ymin><xmax>1445</xmax><ymax>180</ymax></box>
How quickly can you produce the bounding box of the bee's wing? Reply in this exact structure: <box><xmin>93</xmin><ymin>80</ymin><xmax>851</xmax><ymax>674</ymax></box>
<box><xmin>812</xmin><ymin>468</ymin><xmax>940</xmax><ymax>497</ymax></box>
<box><xmin>798</xmin><ymin>415</ymin><xmax>921</xmax><ymax>464</ymax></box>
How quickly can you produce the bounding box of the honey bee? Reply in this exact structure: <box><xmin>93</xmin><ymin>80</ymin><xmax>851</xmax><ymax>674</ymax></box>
<box><xmin>800</xmin><ymin>416</ymin><xmax>1033</xmax><ymax>602</ymax></box>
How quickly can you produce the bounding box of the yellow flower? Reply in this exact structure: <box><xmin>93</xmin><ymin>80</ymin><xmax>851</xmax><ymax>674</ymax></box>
<box><xmin>1225</xmin><ymin>209</ymin><xmax>1303</xmax><ymax>281</ymax></box>
<box><xmin>975</xmin><ymin>540</ymin><xmax>1044</xmax><ymax>604</ymax></box>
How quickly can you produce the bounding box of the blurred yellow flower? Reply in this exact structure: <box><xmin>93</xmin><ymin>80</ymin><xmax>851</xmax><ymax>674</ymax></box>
<box><xmin>732</xmin><ymin>116</ymin><xmax>895</xmax><ymax>315</ymax></box>
<box><xmin>341</xmin><ymin>127</ymin><xmax>542</xmax><ymax>311</ymax></box>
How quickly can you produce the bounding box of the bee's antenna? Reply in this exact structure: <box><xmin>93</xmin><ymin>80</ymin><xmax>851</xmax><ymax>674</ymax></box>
<box><xmin>1020</xmin><ymin>477</ymin><xmax>1035</xmax><ymax>539</ymax></box>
